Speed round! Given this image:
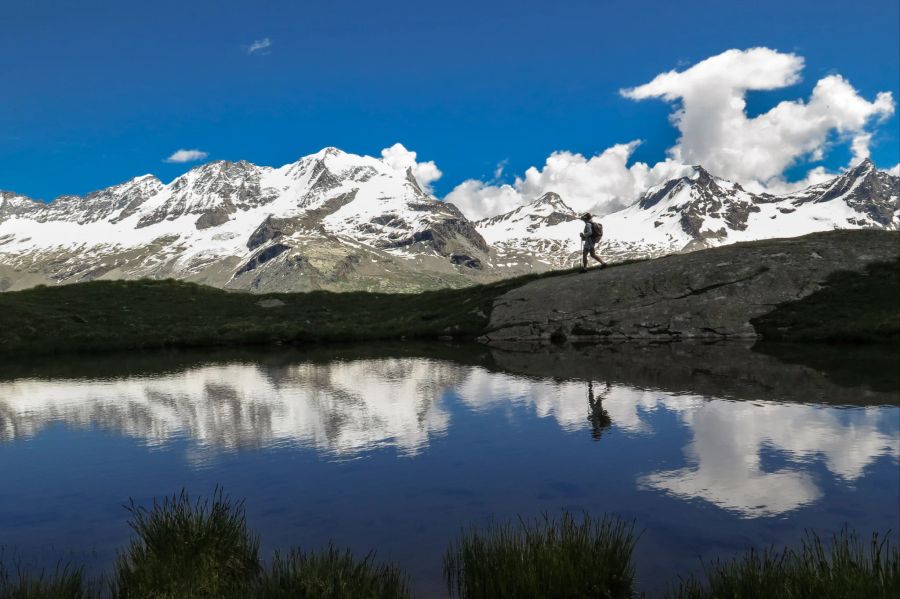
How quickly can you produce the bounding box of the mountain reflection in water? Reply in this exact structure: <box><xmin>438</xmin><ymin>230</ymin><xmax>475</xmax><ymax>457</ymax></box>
<box><xmin>0</xmin><ymin>342</ymin><xmax>898</xmax><ymax>599</ymax></box>
<box><xmin>1</xmin><ymin>342</ymin><xmax>896</xmax><ymax>521</ymax></box>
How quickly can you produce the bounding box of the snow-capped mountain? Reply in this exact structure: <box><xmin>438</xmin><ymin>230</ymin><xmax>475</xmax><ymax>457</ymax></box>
<box><xmin>604</xmin><ymin>159</ymin><xmax>899</xmax><ymax>257</ymax></box>
<box><xmin>0</xmin><ymin>153</ymin><xmax>896</xmax><ymax>293</ymax></box>
<box><xmin>473</xmin><ymin>158</ymin><xmax>899</xmax><ymax>266</ymax></box>
<box><xmin>476</xmin><ymin>192</ymin><xmax>581</xmax><ymax>269</ymax></box>
<box><xmin>0</xmin><ymin>148</ymin><xmax>490</xmax><ymax>292</ymax></box>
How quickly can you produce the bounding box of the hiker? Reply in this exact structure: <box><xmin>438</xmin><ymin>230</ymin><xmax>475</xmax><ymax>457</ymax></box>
<box><xmin>587</xmin><ymin>381</ymin><xmax>612</xmax><ymax>440</ymax></box>
<box><xmin>579</xmin><ymin>213</ymin><xmax>607</xmax><ymax>272</ymax></box>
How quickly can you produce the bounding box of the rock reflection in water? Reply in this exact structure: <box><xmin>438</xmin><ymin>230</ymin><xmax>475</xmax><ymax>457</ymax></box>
<box><xmin>0</xmin><ymin>342</ymin><xmax>897</xmax><ymax>519</ymax></box>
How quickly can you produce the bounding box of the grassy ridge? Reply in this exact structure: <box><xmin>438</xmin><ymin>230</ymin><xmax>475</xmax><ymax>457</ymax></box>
<box><xmin>0</xmin><ymin>269</ymin><xmax>570</xmax><ymax>355</ymax></box>
<box><xmin>750</xmin><ymin>258</ymin><xmax>900</xmax><ymax>343</ymax></box>
<box><xmin>1</xmin><ymin>252</ymin><xmax>898</xmax><ymax>356</ymax></box>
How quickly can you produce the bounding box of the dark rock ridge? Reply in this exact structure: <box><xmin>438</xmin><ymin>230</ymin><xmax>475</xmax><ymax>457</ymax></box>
<box><xmin>814</xmin><ymin>159</ymin><xmax>898</xmax><ymax>226</ymax></box>
<box><xmin>488</xmin><ymin>341</ymin><xmax>898</xmax><ymax>406</ymax></box>
<box><xmin>481</xmin><ymin>230</ymin><xmax>900</xmax><ymax>344</ymax></box>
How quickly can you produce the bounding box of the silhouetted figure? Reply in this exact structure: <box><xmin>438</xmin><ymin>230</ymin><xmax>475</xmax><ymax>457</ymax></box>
<box><xmin>587</xmin><ymin>380</ymin><xmax>612</xmax><ymax>440</ymax></box>
<box><xmin>579</xmin><ymin>213</ymin><xmax>608</xmax><ymax>273</ymax></box>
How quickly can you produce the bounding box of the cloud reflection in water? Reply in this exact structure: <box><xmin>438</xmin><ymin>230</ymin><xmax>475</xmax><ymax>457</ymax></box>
<box><xmin>1</xmin><ymin>354</ymin><xmax>896</xmax><ymax>517</ymax></box>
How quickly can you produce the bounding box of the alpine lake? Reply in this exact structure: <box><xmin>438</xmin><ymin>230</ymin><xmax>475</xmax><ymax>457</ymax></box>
<box><xmin>0</xmin><ymin>340</ymin><xmax>897</xmax><ymax>596</ymax></box>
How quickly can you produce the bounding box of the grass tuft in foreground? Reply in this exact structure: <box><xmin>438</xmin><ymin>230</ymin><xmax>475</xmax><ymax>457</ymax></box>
<box><xmin>113</xmin><ymin>488</ymin><xmax>260</xmax><ymax>598</ymax></box>
<box><xmin>254</xmin><ymin>545</ymin><xmax>411</xmax><ymax>599</ymax></box>
<box><xmin>0</xmin><ymin>563</ymin><xmax>89</xmax><ymax>599</ymax></box>
<box><xmin>443</xmin><ymin>511</ymin><xmax>637</xmax><ymax>598</ymax></box>
<box><xmin>671</xmin><ymin>528</ymin><xmax>900</xmax><ymax>598</ymax></box>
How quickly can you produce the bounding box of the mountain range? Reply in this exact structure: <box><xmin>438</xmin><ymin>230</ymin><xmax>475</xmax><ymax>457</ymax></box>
<box><xmin>0</xmin><ymin>149</ymin><xmax>897</xmax><ymax>292</ymax></box>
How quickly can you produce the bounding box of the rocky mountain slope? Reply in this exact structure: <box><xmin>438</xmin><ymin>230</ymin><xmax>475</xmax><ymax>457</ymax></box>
<box><xmin>0</xmin><ymin>148</ymin><xmax>493</xmax><ymax>293</ymax></box>
<box><xmin>0</xmin><ymin>151</ymin><xmax>896</xmax><ymax>293</ymax></box>
<box><xmin>481</xmin><ymin>230</ymin><xmax>900</xmax><ymax>345</ymax></box>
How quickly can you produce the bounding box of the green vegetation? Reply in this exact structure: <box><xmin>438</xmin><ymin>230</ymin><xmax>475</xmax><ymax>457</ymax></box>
<box><xmin>670</xmin><ymin>528</ymin><xmax>900</xmax><ymax>599</ymax></box>
<box><xmin>0</xmin><ymin>564</ymin><xmax>90</xmax><ymax>599</ymax></box>
<box><xmin>114</xmin><ymin>489</ymin><xmax>260</xmax><ymax>598</ymax></box>
<box><xmin>443</xmin><ymin>512</ymin><xmax>637</xmax><ymax>598</ymax></box>
<box><xmin>2</xmin><ymin>241</ymin><xmax>897</xmax><ymax>356</ymax></box>
<box><xmin>0</xmin><ymin>268</ymin><xmax>580</xmax><ymax>356</ymax></box>
<box><xmin>1</xmin><ymin>491</ymin><xmax>897</xmax><ymax>598</ymax></box>
<box><xmin>255</xmin><ymin>546</ymin><xmax>411</xmax><ymax>599</ymax></box>
<box><xmin>751</xmin><ymin>258</ymin><xmax>900</xmax><ymax>343</ymax></box>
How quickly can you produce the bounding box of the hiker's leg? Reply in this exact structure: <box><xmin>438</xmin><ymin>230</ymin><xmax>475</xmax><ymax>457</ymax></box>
<box><xmin>590</xmin><ymin>249</ymin><xmax>608</xmax><ymax>268</ymax></box>
<box><xmin>582</xmin><ymin>250</ymin><xmax>589</xmax><ymax>269</ymax></box>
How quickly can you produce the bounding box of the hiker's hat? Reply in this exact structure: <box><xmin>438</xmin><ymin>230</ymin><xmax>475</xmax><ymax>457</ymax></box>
<box><xmin>580</xmin><ymin>212</ymin><xmax>592</xmax><ymax>220</ymax></box>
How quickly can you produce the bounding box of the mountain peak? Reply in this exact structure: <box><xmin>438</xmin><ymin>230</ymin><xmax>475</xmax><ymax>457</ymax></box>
<box><xmin>529</xmin><ymin>192</ymin><xmax>575</xmax><ymax>213</ymax></box>
<box><xmin>315</xmin><ymin>146</ymin><xmax>346</xmax><ymax>159</ymax></box>
<box><xmin>685</xmin><ymin>165</ymin><xmax>722</xmax><ymax>187</ymax></box>
<box><xmin>847</xmin><ymin>157</ymin><xmax>876</xmax><ymax>177</ymax></box>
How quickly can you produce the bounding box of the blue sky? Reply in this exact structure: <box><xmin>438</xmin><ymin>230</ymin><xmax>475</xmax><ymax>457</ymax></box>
<box><xmin>2</xmin><ymin>0</ymin><xmax>898</xmax><ymax>202</ymax></box>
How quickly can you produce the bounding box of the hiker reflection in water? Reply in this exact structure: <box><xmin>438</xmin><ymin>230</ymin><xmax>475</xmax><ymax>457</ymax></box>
<box><xmin>587</xmin><ymin>381</ymin><xmax>612</xmax><ymax>440</ymax></box>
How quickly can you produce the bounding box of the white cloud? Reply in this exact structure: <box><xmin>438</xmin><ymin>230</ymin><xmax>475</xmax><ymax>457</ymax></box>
<box><xmin>164</xmin><ymin>149</ymin><xmax>209</xmax><ymax>163</ymax></box>
<box><xmin>444</xmin><ymin>180</ymin><xmax>525</xmax><ymax>221</ymax></box>
<box><xmin>621</xmin><ymin>47</ymin><xmax>894</xmax><ymax>189</ymax></box>
<box><xmin>889</xmin><ymin>164</ymin><xmax>900</xmax><ymax>176</ymax></box>
<box><xmin>446</xmin><ymin>47</ymin><xmax>895</xmax><ymax>220</ymax></box>
<box><xmin>380</xmin><ymin>143</ymin><xmax>442</xmax><ymax>193</ymax></box>
<box><xmin>493</xmin><ymin>159</ymin><xmax>509</xmax><ymax>180</ymax></box>
<box><xmin>446</xmin><ymin>143</ymin><xmax>693</xmax><ymax>221</ymax></box>
<box><xmin>247</xmin><ymin>37</ymin><xmax>272</xmax><ymax>55</ymax></box>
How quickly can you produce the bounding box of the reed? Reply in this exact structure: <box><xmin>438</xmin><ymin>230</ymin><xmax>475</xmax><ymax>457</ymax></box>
<box><xmin>0</xmin><ymin>563</ymin><xmax>90</xmax><ymax>599</ymax></box>
<box><xmin>443</xmin><ymin>511</ymin><xmax>637</xmax><ymax>598</ymax></box>
<box><xmin>670</xmin><ymin>528</ymin><xmax>900</xmax><ymax>598</ymax></box>
<box><xmin>113</xmin><ymin>488</ymin><xmax>260</xmax><ymax>599</ymax></box>
<box><xmin>253</xmin><ymin>544</ymin><xmax>411</xmax><ymax>598</ymax></box>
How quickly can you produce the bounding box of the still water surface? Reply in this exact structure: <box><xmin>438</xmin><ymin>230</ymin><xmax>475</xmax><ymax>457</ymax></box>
<box><xmin>1</xmin><ymin>342</ymin><xmax>898</xmax><ymax>595</ymax></box>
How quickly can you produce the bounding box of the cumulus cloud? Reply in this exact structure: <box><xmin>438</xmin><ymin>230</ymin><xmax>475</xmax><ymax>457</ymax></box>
<box><xmin>380</xmin><ymin>143</ymin><xmax>442</xmax><ymax>193</ymax></box>
<box><xmin>889</xmin><ymin>164</ymin><xmax>900</xmax><ymax>176</ymax></box>
<box><xmin>446</xmin><ymin>143</ymin><xmax>692</xmax><ymax>221</ymax></box>
<box><xmin>622</xmin><ymin>48</ymin><xmax>894</xmax><ymax>189</ymax></box>
<box><xmin>446</xmin><ymin>47</ymin><xmax>895</xmax><ymax>220</ymax></box>
<box><xmin>164</xmin><ymin>149</ymin><xmax>209</xmax><ymax>163</ymax></box>
<box><xmin>443</xmin><ymin>180</ymin><xmax>524</xmax><ymax>221</ymax></box>
<box><xmin>247</xmin><ymin>37</ymin><xmax>272</xmax><ymax>55</ymax></box>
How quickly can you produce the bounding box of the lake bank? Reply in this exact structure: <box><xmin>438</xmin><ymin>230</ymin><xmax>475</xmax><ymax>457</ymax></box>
<box><xmin>1</xmin><ymin>230</ymin><xmax>897</xmax><ymax>356</ymax></box>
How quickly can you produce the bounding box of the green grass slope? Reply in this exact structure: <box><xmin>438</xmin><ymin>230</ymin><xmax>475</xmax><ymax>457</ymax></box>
<box><xmin>1</xmin><ymin>234</ymin><xmax>896</xmax><ymax>356</ymax></box>
<box><xmin>0</xmin><ymin>268</ymin><xmax>578</xmax><ymax>355</ymax></box>
<box><xmin>750</xmin><ymin>258</ymin><xmax>900</xmax><ymax>343</ymax></box>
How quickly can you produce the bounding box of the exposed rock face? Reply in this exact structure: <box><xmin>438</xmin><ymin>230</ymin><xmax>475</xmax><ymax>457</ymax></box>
<box><xmin>813</xmin><ymin>159</ymin><xmax>898</xmax><ymax>226</ymax></box>
<box><xmin>481</xmin><ymin>230</ymin><xmax>900</xmax><ymax>344</ymax></box>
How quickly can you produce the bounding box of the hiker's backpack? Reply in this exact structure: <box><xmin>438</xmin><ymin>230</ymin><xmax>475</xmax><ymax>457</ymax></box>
<box><xmin>590</xmin><ymin>221</ymin><xmax>603</xmax><ymax>241</ymax></box>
